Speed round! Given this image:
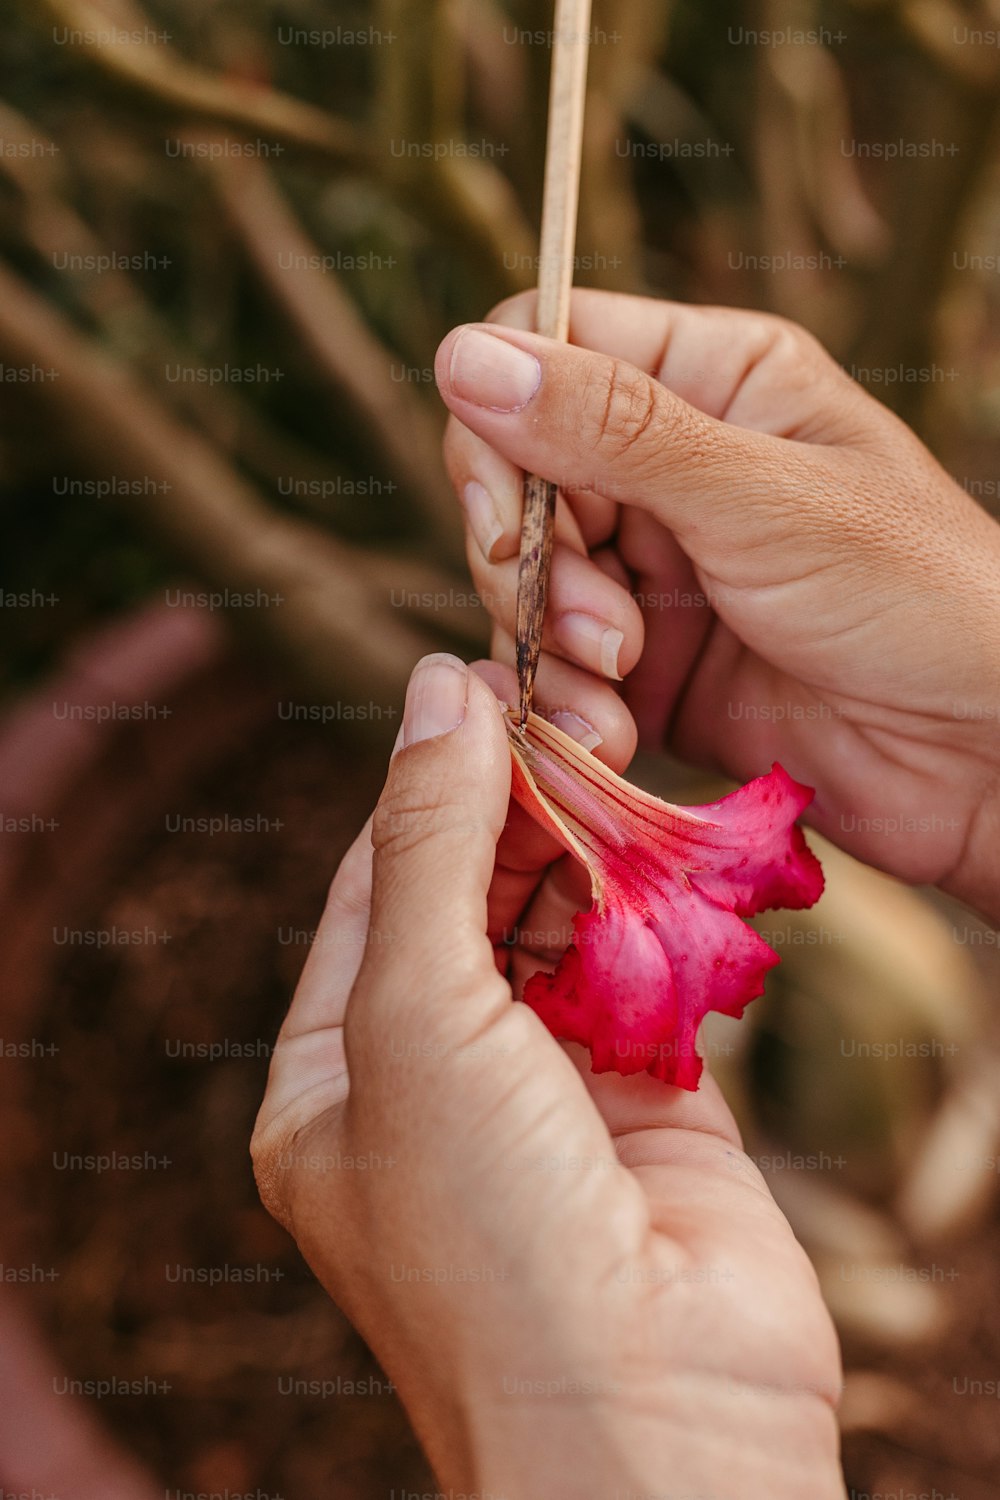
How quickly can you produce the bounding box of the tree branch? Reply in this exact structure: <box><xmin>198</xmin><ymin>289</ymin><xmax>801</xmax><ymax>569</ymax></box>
<box><xmin>0</xmin><ymin>259</ymin><xmax>480</xmax><ymax>706</ymax></box>
<box><xmin>200</xmin><ymin>143</ymin><xmax>460</xmax><ymax>557</ymax></box>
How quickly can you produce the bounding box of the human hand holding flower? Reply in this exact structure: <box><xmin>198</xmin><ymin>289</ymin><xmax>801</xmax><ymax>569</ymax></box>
<box><xmin>437</xmin><ymin>291</ymin><xmax>1000</xmax><ymax>924</ymax></box>
<box><xmin>252</xmin><ymin>655</ymin><xmax>846</xmax><ymax>1500</ymax></box>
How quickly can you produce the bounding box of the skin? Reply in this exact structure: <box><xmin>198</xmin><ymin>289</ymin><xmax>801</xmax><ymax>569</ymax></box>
<box><xmin>253</xmin><ymin>293</ymin><xmax>1000</xmax><ymax>1499</ymax></box>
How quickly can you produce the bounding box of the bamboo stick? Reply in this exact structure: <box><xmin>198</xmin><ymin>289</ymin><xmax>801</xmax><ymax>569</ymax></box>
<box><xmin>516</xmin><ymin>0</ymin><xmax>594</xmax><ymax>728</ymax></box>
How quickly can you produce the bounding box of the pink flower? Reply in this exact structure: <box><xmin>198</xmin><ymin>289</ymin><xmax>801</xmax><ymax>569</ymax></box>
<box><xmin>506</xmin><ymin>712</ymin><xmax>824</xmax><ymax>1090</ymax></box>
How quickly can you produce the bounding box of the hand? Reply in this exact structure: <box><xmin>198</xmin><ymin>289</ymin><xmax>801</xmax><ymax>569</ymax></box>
<box><xmin>436</xmin><ymin>292</ymin><xmax>1000</xmax><ymax>922</ymax></box>
<box><xmin>253</xmin><ymin>654</ymin><xmax>846</xmax><ymax>1500</ymax></box>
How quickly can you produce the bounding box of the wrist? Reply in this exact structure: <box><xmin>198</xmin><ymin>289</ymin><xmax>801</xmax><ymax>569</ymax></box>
<box><xmin>373</xmin><ymin>1249</ymin><xmax>848</xmax><ymax>1500</ymax></box>
<box><xmin>461</xmin><ymin>1374</ymin><xmax>848</xmax><ymax>1500</ymax></box>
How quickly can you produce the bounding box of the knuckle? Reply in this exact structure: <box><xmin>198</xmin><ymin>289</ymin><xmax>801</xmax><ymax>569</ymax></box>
<box><xmin>371</xmin><ymin>783</ymin><xmax>472</xmax><ymax>861</ymax></box>
<box><xmin>758</xmin><ymin>313</ymin><xmax>832</xmax><ymax>379</ymax></box>
<box><xmin>428</xmin><ymin>959</ymin><xmax>508</xmax><ymax>1018</ymax></box>
<box><xmin>371</xmin><ymin>798</ymin><xmax>436</xmax><ymax>860</ymax></box>
<box><xmin>774</xmin><ymin>320</ymin><xmax>820</xmax><ymax>366</ymax></box>
<box><xmin>252</xmin><ymin>1109</ymin><xmax>349</xmax><ymax>1236</ymax></box>
<box><xmin>589</xmin><ymin>357</ymin><xmax>663</xmax><ymax>463</ymax></box>
<box><xmin>250</xmin><ymin>1117</ymin><xmax>293</xmax><ymax>1230</ymax></box>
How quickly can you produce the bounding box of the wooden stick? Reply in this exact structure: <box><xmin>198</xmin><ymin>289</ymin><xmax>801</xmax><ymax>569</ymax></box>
<box><xmin>516</xmin><ymin>0</ymin><xmax>593</xmax><ymax>729</ymax></box>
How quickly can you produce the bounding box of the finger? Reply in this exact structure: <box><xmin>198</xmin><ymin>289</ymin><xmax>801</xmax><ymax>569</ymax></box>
<box><xmin>446</xmin><ymin>415</ymin><xmax>619</xmax><ymax>561</ymax></box>
<box><xmin>471</xmin><ymin>656</ymin><xmax>607</xmax><ymax>762</ymax></box>
<box><xmin>565</xmin><ymin>485</ymin><xmax>619</xmax><ymax>549</ymax></box>
<box><xmin>444</xmin><ymin>418</ymin><xmax>523</xmax><ymax>563</ymax></box>
<box><xmin>589</xmin><ymin>545</ymin><xmax>630</xmax><ymax>591</ymax></box>
<box><xmin>470</xmin><ymin>658</ymin><xmax>607</xmax><ymax>956</ymax></box>
<box><xmin>279</xmin><ymin>813</ymin><xmax>376</xmax><ymax>1040</ymax></box>
<box><xmin>507</xmin><ymin>849</ymin><xmax>591</xmax><ymax>985</ymax></box>
<box><xmin>485</xmin><ymin>288</ymin><xmax>871</xmax><ymax>439</ymax></box>
<box><xmin>488</xmin><ymin>804</ymin><xmax>588</xmax><ymax>984</ymax></box>
<box><xmin>577</xmin><ymin>1059</ymin><xmax>744</xmax><ymax>1154</ymax></box>
<box><xmin>345</xmin><ymin>656</ymin><xmax>518</xmax><ymax>1090</ymax></box>
<box><xmin>471</xmin><ymin>655</ymin><xmax>637</xmax><ymax>969</ymax></box>
<box><xmin>465</xmin><ymin>533</ymin><xmax>644</xmax><ymax>682</ymax></box>
<box><xmin>486</xmin><ymin>287</ymin><xmax>701</xmax><ymax>380</ymax></box>
<box><xmin>253</xmin><ymin>808</ymin><xmax>382</xmax><ymax>1172</ymax></box>
<box><xmin>446</xmin><ymin>416</ymin><xmax>590</xmax><ymax>564</ymax></box>
<box><xmin>433</xmin><ymin>320</ymin><xmax>865</xmax><ymax>579</ymax></box>
<box><xmin>486</xmin><ymin>630</ymin><xmax>639</xmax><ymax>767</ymax></box>
<box><xmin>342</xmin><ymin>659</ymin><xmax>635</xmax><ymax>1228</ymax></box>
<box><xmin>616</xmin><ymin>508</ymin><xmax>715</xmax><ymax>747</ymax></box>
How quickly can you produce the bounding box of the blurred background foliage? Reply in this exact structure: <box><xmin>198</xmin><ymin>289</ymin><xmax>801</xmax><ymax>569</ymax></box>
<box><xmin>5</xmin><ymin>0</ymin><xmax>1000</xmax><ymax>701</ymax></box>
<box><xmin>3</xmin><ymin>0</ymin><xmax>1000</xmax><ymax>1493</ymax></box>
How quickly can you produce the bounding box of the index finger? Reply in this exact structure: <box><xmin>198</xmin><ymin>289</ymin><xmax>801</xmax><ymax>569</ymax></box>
<box><xmin>472</xmin><ymin>659</ymin><xmax>632</xmax><ymax>958</ymax></box>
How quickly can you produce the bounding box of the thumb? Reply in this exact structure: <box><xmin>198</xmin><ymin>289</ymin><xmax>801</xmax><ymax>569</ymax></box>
<box><xmin>434</xmin><ymin>322</ymin><xmax>840</xmax><ymax>557</ymax></box>
<box><xmin>345</xmin><ymin>653</ymin><xmax>514</xmax><ymax>1087</ymax></box>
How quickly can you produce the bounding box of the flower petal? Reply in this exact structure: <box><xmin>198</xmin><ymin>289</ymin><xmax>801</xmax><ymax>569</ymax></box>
<box><xmin>507</xmin><ymin>711</ymin><xmax>824</xmax><ymax>1091</ymax></box>
<box><xmin>685</xmin><ymin>764</ymin><xmax>825</xmax><ymax>916</ymax></box>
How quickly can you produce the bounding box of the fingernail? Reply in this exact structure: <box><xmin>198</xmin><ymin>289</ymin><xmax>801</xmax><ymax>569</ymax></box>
<box><xmin>403</xmin><ymin>654</ymin><xmax>468</xmax><ymax>746</ymax></box>
<box><xmin>449</xmin><ymin>328</ymin><xmax>542</xmax><ymax>413</ymax></box>
<box><xmin>463</xmin><ymin>481</ymin><xmax>505</xmax><ymax>562</ymax></box>
<box><xmin>549</xmin><ymin>711</ymin><xmax>604</xmax><ymax>753</ymax></box>
<box><xmin>553</xmin><ymin>613</ymin><xmax>624</xmax><ymax>681</ymax></box>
